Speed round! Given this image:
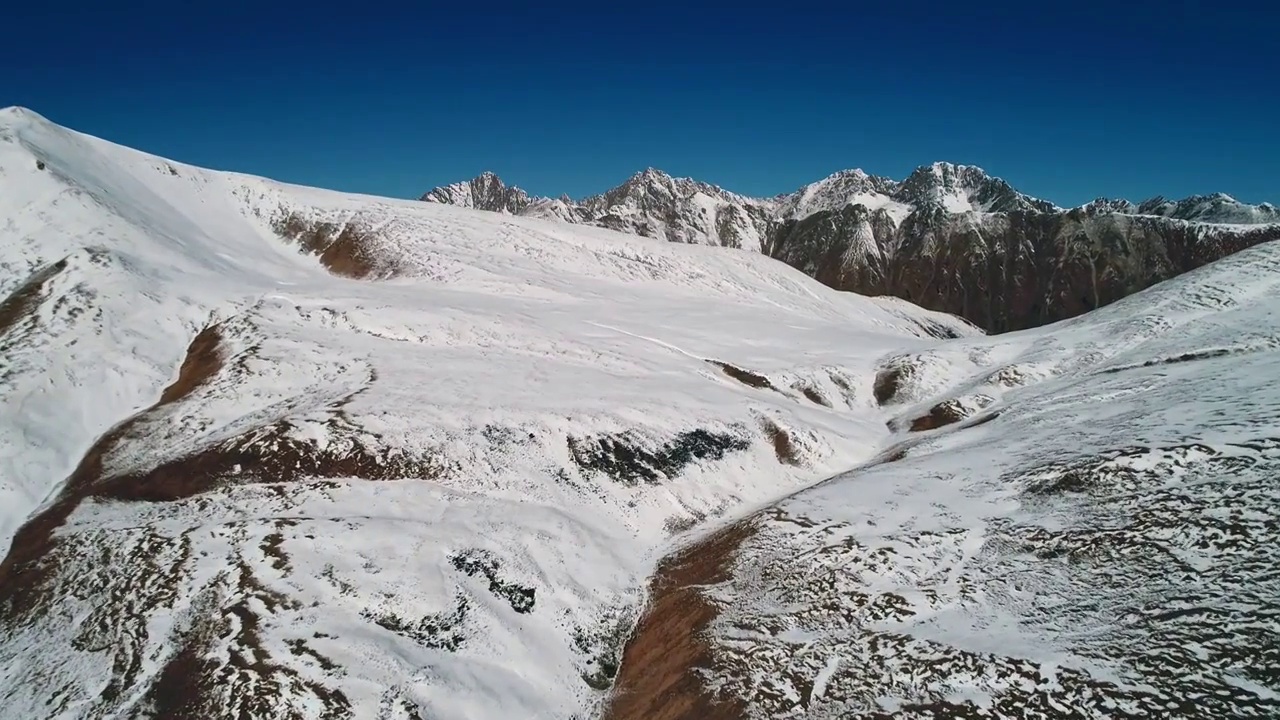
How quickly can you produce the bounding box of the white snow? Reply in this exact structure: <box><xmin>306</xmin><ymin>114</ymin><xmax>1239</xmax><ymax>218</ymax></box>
<box><xmin>0</xmin><ymin>108</ymin><xmax>976</xmax><ymax>720</ymax></box>
<box><xmin>5</xmin><ymin>105</ymin><xmax>1274</xmax><ymax>719</ymax></box>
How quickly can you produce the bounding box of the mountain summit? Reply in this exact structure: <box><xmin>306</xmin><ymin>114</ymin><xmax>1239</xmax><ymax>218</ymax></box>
<box><xmin>424</xmin><ymin>166</ymin><xmax>1280</xmax><ymax>332</ymax></box>
<box><xmin>420</xmin><ymin>171</ymin><xmax>532</xmax><ymax>214</ymax></box>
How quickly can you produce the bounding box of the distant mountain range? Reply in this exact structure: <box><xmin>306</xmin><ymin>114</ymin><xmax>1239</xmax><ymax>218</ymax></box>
<box><xmin>423</xmin><ymin>165</ymin><xmax>1280</xmax><ymax>331</ymax></box>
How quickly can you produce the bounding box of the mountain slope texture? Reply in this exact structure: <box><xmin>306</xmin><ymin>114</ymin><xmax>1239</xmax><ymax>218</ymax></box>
<box><xmin>2</xmin><ymin>108</ymin><xmax>1278</xmax><ymax>720</ymax></box>
<box><xmin>423</xmin><ymin>167</ymin><xmax>1280</xmax><ymax>332</ymax></box>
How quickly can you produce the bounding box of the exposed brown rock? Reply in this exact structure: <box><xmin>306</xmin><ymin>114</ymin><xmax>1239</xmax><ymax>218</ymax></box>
<box><xmin>708</xmin><ymin>360</ymin><xmax>776</xmax><ymax>391</ymax></box>
<box><xmin>761</xmin><ymin>420</ymin><xmax>802</xmax><ymax>466</ymax></box>
<box><xmin>157</xmin><ymin>325</ymin><xmax>224</xmax><ymax>405</ymax></box>
<box><xmin>873</xmin><ymin>359</ymin><xmax>911</xmax><ymax>406</ymax></box>
<box><xmin>792</xmin><ymin>382</ymin><xmax>831</xmax><ymax>407</ymax></box>
<box><xmin>273</xmin><ymin>213</ymin><xmax>379</xmax><ymax>279</ymax></box>
<box><xmin>908</xmin><ymin>399</ymin><xmax>970</xmax><ymax>432</ymax></box>
<box><xmin>0</xmin><ymin>258</ymin><xmax>66</xmax><ymax>339</ymax></box>
<box><xmin>601</xmin><ymin>522</ymin><xmax>754</xmax><ymax>720</ymax></box>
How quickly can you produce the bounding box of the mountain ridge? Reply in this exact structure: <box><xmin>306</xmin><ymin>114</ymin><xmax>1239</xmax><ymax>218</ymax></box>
<box><xmin>423</xmin><ymin>167</ymin><xmax>1280</xmax><ymax>331</ymax></box>
<box><xmin>423</xmin><ymin>164</ymin><xmax>1278</xmax><ymax>225</ymax></box>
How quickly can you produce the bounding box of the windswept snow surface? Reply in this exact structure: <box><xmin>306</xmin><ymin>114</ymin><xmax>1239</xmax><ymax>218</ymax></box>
<box><xmin>0</xmin><ymin>108</ymin><xmax>976</xmax><ymax>719</ymax></box>
<box><xmin>696</xmin><ymin>239</ymin><xmax>1280</xmax><ymax>718</ymax></box>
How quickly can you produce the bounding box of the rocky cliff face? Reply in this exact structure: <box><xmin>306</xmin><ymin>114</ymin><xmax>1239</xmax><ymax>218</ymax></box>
<box><xmin>421</xmin><ymin>171</ymin><xmax>533</xmax><ymax>215</ymax></box>
<box><xmin>422</xmin><ymin>165</ymin><xmax>1280</xmax><ymax>332</ymax></box>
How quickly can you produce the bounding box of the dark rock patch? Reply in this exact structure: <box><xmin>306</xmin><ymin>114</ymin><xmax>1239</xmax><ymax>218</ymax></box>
<box><xmin>0</xmin><ymin>257</ymin><xmax>66</xmax><ymax>339</ymax></box>
<box><xmin>450</xmin><ymin>549</ymin><xmax>537</xmax><ymax>614</ymax></box>
<box><xmin>873</xmin><ymin>359</ymin><xmax>913</xmax><ymax>406</ymax></box>
<box><xmin>568</xmin><ymin>429</ymin><xmax>751</xmax><ymax>486</ymax></box>
<box><xmin>909</xmin><ymin>399</ymin><xmax>971</xmax><ymax>432</ymax></box>
<box><xmin>1100</xmin><ymin>347</ymin><xmax>1238</xmax><ymax>374</ymax></box>
<box><xmin>572</xmin><ymin>604</ymin><xmax>638</xmax><ymax>691</ymax></box>
<box><xmin>760</xmin><ymin>420</ymin><xmax>802</xmax><ymax>466</ymax></box>
<box><xmin>708</xmin><ymin>360</ymin><xmax>777</xmax><ymax>391</ymax></box>
<box><xmin>792</xmin><ymin>382</ymin><xmax>831</xmax><ymax>407</ymax></box>
<box><xmin>365</xmin><ymin>593</ymin><xmax>469</xmax><ymax>651</ymax></box>
<box><xmin>914</xmin><ymin>318</ymin><xmax>965</xmax><ymax>339</ymax></box>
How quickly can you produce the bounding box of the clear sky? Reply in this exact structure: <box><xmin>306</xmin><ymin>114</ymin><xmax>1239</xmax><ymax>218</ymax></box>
<box><xmin>4</xmin><ymin>1</ymin><xmax>1276</xmax><ymax>206</ymax></box>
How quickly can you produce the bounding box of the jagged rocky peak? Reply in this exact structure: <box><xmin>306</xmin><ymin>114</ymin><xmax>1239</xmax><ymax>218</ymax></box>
<box><xmin>822</xmin><ymin>167</ymin><xmax>898</xmax><ymax>193</ymax></box>
<box><xmin>780</xmin><ymin>168</ymin><xmax>902</xmax><ymax>219</ymax></box>
<box><xmin>421</xmin><ymin>171</ymin><xmax>532</xmax><ymax>214</ymax></box>
<box><xmin>1079</xmin><ymin>197</ymin><xmax>1140</xmax><ymax>214</ymax></box>
<box><xmin>602</xmin><ymin>167</ymin><xmax>737</xmax><ymax>203</ymax></box>
<box><xmin>576</xmin><ymin>167</ymin><xmax>774</xmax><ymax>248</ymax></box>
<box><xmin>605</xmin><ymin>167</ymin><xmax>678</xmax><ymax>198</ymax></box>
<box><xmin>1136</xmin><ymin>192</ymin><xmax>1280</xmax><ymax>224</ymax></box>
<box><xmin>893</xmin><ymin>161</ymin><xmax>1056</xmax><ymax>214</ymax></box>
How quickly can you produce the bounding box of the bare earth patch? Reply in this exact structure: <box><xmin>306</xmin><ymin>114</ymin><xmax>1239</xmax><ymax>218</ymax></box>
<box><xmin>601</xmin><ymin>522</ymin><xmax>755</xmax><ymax>720</ymax></box>
<box><xmin>272</xmin><ymin>212</ymin><xmax>380</xmax><ymax>279</ymax></box>
<box><xmin>908</xmin><ymin>399</ymin><xmax>970</xmax><ymax>432</ymax></box>
<box><xmin>0</xmin><ymin>257</ymin><xmax>67</xmax><ymax>339</ymax></box>
<box><xmin>708</xmin><ymin>360</ymin><xmax>778</xmax><ymax>391</ymax></box>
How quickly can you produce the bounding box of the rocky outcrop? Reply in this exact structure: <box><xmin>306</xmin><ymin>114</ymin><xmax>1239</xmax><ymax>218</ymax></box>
<box><xmin>420</xmin><ymin>171</ymin><xmax>533</xmax><ymax>215</ymax></box>
<box><xmin>422</xmin><ymin>165</ymin><xmax>1280</xmax><ymax>332</ymax></box>
<box><xmin>771</xmin><ymin>204</ymin><xmax>1280</xmax><ymax>332</ymax></box>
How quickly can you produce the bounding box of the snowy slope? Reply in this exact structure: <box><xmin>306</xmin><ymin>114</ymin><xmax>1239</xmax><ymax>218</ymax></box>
<box><xmin>0</xmin><ymin>108</ymin><xmax>977</xmax><ymax>720</ymax></box>
<box><xmin>616</xmin><ymin>236</ymin><xmax>1280</xmax><ymax>719</ymax></box>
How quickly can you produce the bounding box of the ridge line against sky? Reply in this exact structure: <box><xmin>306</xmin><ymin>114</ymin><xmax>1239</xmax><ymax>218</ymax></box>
<box><xmin>3</xmin><ymin>1</ymin><xmax>1276</xmax><ymax>207</ymax></box>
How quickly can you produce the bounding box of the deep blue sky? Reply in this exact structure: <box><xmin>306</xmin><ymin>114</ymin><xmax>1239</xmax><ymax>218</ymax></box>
<box><xmin>4</xmin><ymin>1</ymin><xmax>1276</xmax><ymax>206</ymax></box>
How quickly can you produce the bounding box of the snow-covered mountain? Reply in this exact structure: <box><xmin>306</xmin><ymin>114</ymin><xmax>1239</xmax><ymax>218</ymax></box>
<box><xmin>427</xmin><ymin>168</ymin><xmax>778</xmax><ymax>250</ymax></box>
<box><xmin>4</xmin><ymin>108</ymin><xmax>1279</xmax><ymax>720</ymax></box>
<box><xmin>423</xmin><ymin>166</ymin><xmax>1280</xmax><ymax>332</ymax></box>
<box><xmin>0</xmin><ymin>108</ymin><xmax>973</xmax><ymax>719</ymax></box>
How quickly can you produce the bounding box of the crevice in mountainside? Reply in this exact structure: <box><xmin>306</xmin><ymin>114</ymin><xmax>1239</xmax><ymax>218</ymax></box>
<box><xmin>157</xmin><ymin>325</ymin><xmax>225</xmax><ymax>405</ymax></box>
<box><xmin>600</xmin><ymin>521</ymin><xmax>755</xmax><ymax>720</ymax></box>
<box><xmin>1098</xmin><ymin>346</ymin><xmax>1258</xmax><ymax>374</ymax></box>
<box><xmin>600</xmin><ymin>377</ymin><xmax>1013</xmax><ymax>718</ymax></box>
